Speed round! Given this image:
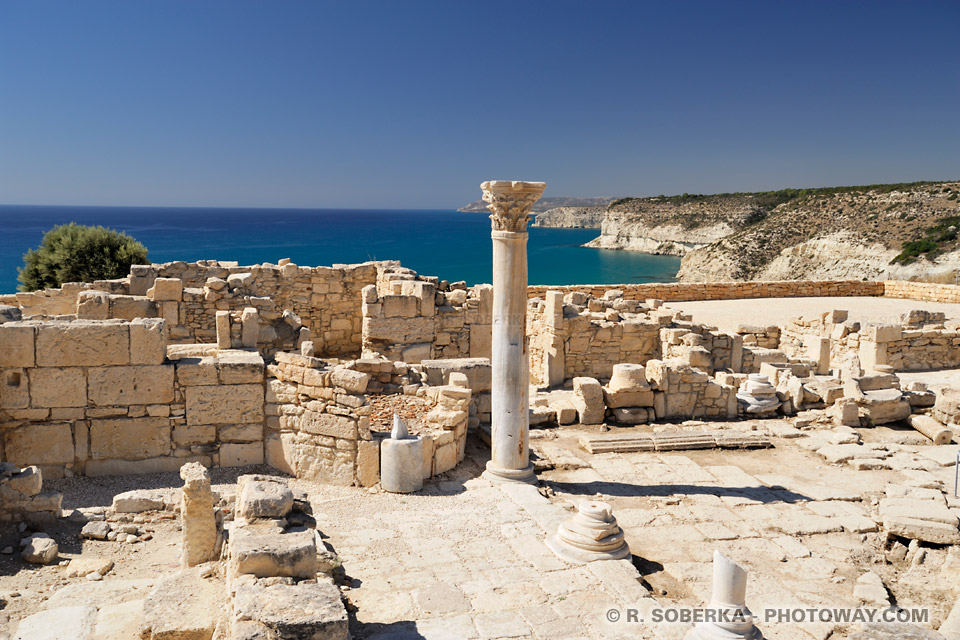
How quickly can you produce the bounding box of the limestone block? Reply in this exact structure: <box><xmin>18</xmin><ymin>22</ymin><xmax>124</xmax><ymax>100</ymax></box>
<box><xmin>88</xmin><ymin>365</ymin><xmax>174</xmax><ymax>406</ymax></box>
<box><xmin>219</xmin><ymin>423</ymin><xmax>263</xmax><ymax>443</ymax></box>
<box><xmin>301</xmin><ymin>412</ymin><xmax>357</xmax><ymax>439</ymax></box>
<box><xmin>29</xmin><ymin>367</ymin><xmax>86</xmax><ymax>407</ymax></box>
<box><xmin>6</xmin><ymin>423</ymin><xmax>74</xmax><ymax>466</ymax></box>
<box><xmin>174</xmin><ymin>425</ymin><xmax>216</xmax><ymax>446</ymax></box>
<box><xmin>357</xmin><ymin>440</ymin><xmax>380</xmax><ymax>487</ymax></box>
<box><xmin>603</xmin><ymin>388</ymin><xmax>655</xmax><ymax>409</ymax></box>
<box><xmin>129</xmin><ymin>318</ymin><xmax>166</xmax><ymax>365</ymax></box>
<box><xmin>867</xmin><ymin>324</ymin><xmax>903</xmax><ymax>343</ymax></box>
<box><xmin>179</xmin><ymin>463</ymin><xmax>219</xmax><ymax>567</ymax></box>
<box><xmin>330</xmin><ymin>368</ymin><xmax>369</xmax><ymax>394</ymax></box>
<box><xmin>265</xmin><ymin>433</ymin><xmax>296</xmax><ymax>475</ymax></box>
<box><xmin>9</xmin><ymin>465</ymin><xmax>42</xmax><ymax>496</ymax></box>
<box><xmin>186</xmin><ymin>384</ymin><xmax>264</xmax><ymax>425</ymax></box>
<box><xmin>361</xmin><ymin>284</ymin><xmax>378</xmax><ymax>304</ymax></box>
<box><xmin>362</xmin><ymin>316</ymin><xmax>434</xmax><ymax>342</ymax></box>
<box><xmin>0</xmin><ymin>368</ymin><xmax>29</xmax><ymax>409</ymax></box>
<box><xmin>828</xmin><ymin>398</ymin><xmax>860</xmax><ymax>427</ymax></box>
<box><xmin>611</xmin><ymin>407</ymin><xmax>649</xmax><ymax>424</ymax></box>
<box><xmin>22</xmin><ymin>535</ymin><xmax>58</xmax><ymax>564</ymax></box>
<box><xmin>237</xmin><ymin>477</ymin><xmax>294</xmax><ymax>520</ymax></box>
<box><xmin>176</xmin><ymin>356</ymin><xmax>219</xmax><ymax>386</ymax></box>
<box><xmin>112</xmin><ymin>489</ymin><xmax>169</xmax><ymax>512</ymax></box>
<box><xmin>141</xmin><ymin>568</ymin><xmax>220</xmax><ymax>640</ymax></box>
<box><xmin>146</xmin><ymin>277</ymin><xmax>183</xmax><ymax>301</ymax></box>
<box><xmin>858</xmin><ymin>390</ymin><xmax>911</xmax><ymax>425</ymax></box>
<box><xmin>572</xmin><ymin>377</ymin><xmax>605</xmax><ymax>425</ymax></box>
<box><xmin>401</xmin><ymin>342</ymin><xmax>432</xmax><ymax>363</ymax></box>
<box><xmin>14</xmin><ymin>605</ymin><xmax>97</xmax><ymax>639</ymax></box>
<box><xmin>90</xmin><ymin>457</ymin><xmax>212</xmax><ymax>479</ymax></box>
<box><xmin>232</xmin><ymin>581</ymin><xmax>348</xmax><ymax>639</ymax></box>
<box><xmin>220</xmin><ymin>442</ymin><xmax>264</xmax><ymax>467</ymax></box>
<box><xmin>241</xmin><ymin>307</ymin><xmax>259</xmax><ymax>348</ymax></box>
<box><xmin>469</xmin><ymin>324</ymin><xmax>493</xmax><ymax>359</ymax></box>
<box><xmin>217</xmin><ymin>350</ymin><xmax>265</xmax><ymax>384</ymax></box>
<box><xmin>434</xmin><ymin>441</ymin><xmax>457</xmax><ymax>475</ymax></box>
<box><xmin>227</xmin><ymin>272</ymin><xmax>254</xmax><ymax>288</ymax></box>
<box><xmin>36</xmin><ymin>320</ymin><xmax>129</xmax><ymax>367</ymax></box>
<box><xmin>216</xmin><ymin>310</ymin><xmax>231</xmax><ymax>349</ymax></box>
<box><xmin>230</xmin><ymin>523</ymin><xmax>317</xmax><ymax>578</ymax></box>
<box><xmin>0</xmin><ymin>323</ymin><xmax>36</xmax><ymax>368</ymax></box>
<box><xmin>90</xmin><ymin>418</ymin><xmax>171</xmax><ymax>460</ymax></box>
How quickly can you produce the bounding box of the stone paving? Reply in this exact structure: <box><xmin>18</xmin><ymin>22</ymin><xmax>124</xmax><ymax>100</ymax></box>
<box><xmin>305</xmin><ymin>418</ymin><xmax>958</xmax><ymax>640</ymax></box>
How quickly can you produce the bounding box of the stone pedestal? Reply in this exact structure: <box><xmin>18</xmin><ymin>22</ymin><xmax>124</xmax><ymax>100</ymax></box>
<box><xmin>547</xmin><ymin>501</ymin><xmax>630</xmax><ymax>563</ymax></box>
<box><xmin>479</xmin><ymin>180</ymin><xmax>546</xmax><ymax>484</ymax></box>
<box><xmin>736</xmin><ymin>374</ymin><xmax>780</xmax><ymax>415</ymax></box>
<box><xmin>686</xmin><ymin>551</ymin><xmax>761</xmax><ymax>640</ymax></box>
<box><xmin>381</xmin><ymin>416</ymin><xmax>423</xmax><ymax>493</ymax></box>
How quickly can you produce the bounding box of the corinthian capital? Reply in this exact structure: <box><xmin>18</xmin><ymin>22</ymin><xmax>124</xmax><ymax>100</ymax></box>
<box><xmin>480</xmin><ymin>180</ymin><xmax>547</xmax><ymax>232</ymax></box>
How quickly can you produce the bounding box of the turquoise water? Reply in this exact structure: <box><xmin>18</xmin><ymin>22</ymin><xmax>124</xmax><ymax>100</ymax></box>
<box><xmin>0</xmin><ymin>206</ymin><xmax>680</xmax><ymax>293</ymax></box>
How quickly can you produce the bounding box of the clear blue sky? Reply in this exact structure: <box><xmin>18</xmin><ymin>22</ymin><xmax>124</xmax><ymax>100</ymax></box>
<box><xmin>1</xmin><ymin>1</ymin><xmax>957</xmax><ymax>209</ymax></box>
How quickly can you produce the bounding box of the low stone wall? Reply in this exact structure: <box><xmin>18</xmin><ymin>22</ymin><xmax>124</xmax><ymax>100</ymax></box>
<box><xmin>361</xmin><ymin>271</ymin><xmax>492</xmax><ymax>363</ymax></box>
<box><xmin>883</xmin><ymin>280</ymin><xmax>960</xmax><ymax>304</ymax></box>
<box><xmin>0</xmin><ymin>317</ymin><xmax>272</xmax><ymax>478</ymax></box>
<box><xmin>527</xmin><ymin>280</ymin><xmax>885</xmax><ymax>302</ymax></box>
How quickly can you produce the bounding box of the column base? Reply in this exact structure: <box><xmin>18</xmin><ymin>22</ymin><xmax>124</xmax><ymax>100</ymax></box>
<box><xmin>483</xmin><ymin>461</ymin><xmax>536</xmax><ymax>484</ymax></box>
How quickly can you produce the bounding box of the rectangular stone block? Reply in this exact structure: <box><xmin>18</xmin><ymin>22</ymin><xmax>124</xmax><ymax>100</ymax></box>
<box><xmin>30</xmin><ymin>367</ymin><xmax>87</xmax><ymax>407</ymax></box>
<box><xmin>219</xmin><ymin>423</ymin><xmax>264</xmax><ymax>443</ymax></box>
<box><xmin>362</xmin><ymin>316</ymin><xmax>435</xmax><ymax>342</ymax></box>
<box><xmin>89</xmin><ymin>417</ymin><xmax>171</xmax><ymax>460</ymax></box>
<box><xmin>1</xmin><ymin>368</ymin><xmax>29</xmax><ymax>409</ymax></box>
<box><xmin>186</xmin><ymin>384</ymin><xmax>264</xmax><ymax>425</ymax></box>
<box><xmin>36</xmin><ymin>320</ymin><xmax>129</xmax><ymax>367</ymax></box>
<box><xmin>88</xmin><ymin>365</ymin><xmax>175</xmax><ymax>406</ymax></box>
<box><xmin>176</xmin><ymin>357</ymin><xmax>219</xmax><ymax>386</ymax></box>
<box><xmin>300</xmin><ymin>412</ymin><xmax>357</xmax><ymax>439</ymax></box>
<box><xmin>230</xmin><ymin>523</ymin><xmax>317</xmax><ymax>578</ymax></box>
<box><xmin>5</xmin><ymin>423</ymin><xmax>75</xmax><ymax>466</ymax></box>
<box><xmin>220</xmin><ymin>442</ymin><xmax>264</xmax><ymax>467</ymax></box>
<box><xmin>217</xmin><ymin>350</ymin><xmax>265</xmax><ymax>384</ymax></box>
<box><xmin>173</xmin><ymin>425</ymin><xmax>217</xmax><ymax>446</ymax></box>
<box><xmin>381</xmin><ymin>295</ymin><xmax>419</xmax><ymax>318</ymax></box>
<box><xmin>356</xmin><ymin>439</ymin><xmax>379</xmax><ymax>487</ymax></box>
<box><xmin>0</xmin><ymin>323</ymin><xmax>36</xmax><ymax>367</ymax></box>
<box><xmin>147</xmin><ymin>277</ymin><xmax>183</xmax><ymax>301</ymax></box>
<box><xmin>265</xmin><ymin>433</ymin><xmax>296</xmax><ymax>475</ymax></box>
<box><xmin>130</xmin><ymin>318</ymin><xmax>166</xmax><ymax>365</ymax></box>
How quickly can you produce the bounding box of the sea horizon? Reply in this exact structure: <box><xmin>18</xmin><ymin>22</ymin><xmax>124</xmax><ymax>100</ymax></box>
<box><xmin>0</xmin><ymin>204</ymin><xmax>680</xmax><ymax>294</ymax></box>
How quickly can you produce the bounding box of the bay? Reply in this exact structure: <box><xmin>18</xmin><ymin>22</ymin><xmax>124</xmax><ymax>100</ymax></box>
<box><xmin>0</xmin><ymin>206</ymin><xmax>679</xmax><ymax>293</ymax></box>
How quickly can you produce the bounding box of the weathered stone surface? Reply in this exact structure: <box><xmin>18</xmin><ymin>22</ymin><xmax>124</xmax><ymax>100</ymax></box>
<box><xmin>81</xmin><ymin>521</ymin><xmax>111</xmax><ymax>540</ymax></box>
<box><xmin>22</xmin><ymin>535</ymin><xmax>58</xmax><ymax>564</ymax></box>
<box><xmin>90</xmin><ymin>418</ymin><xmax>171</xmax><ymax>460</ymax></box>
<box><xmin>90</xmin><ymin>599</ymin><xmax>144</xmax><ymax>640</ymax></box>
<box><xmin>176</xmin><ymin>357</ymin><xmax>219</xmax><ymax>386</ymax></box>
<box><xmin>88</xmin><ymin>365</ymin><xmax>175</xmax><ymax>406</ymax></box>
<box><xmin>356</xmin><ymin>440</ymin><xmax>380</xmax><ymax>488</ymax></box>
<box><xmin>87</xmin><ymin>456</ymin><xmax>209</xmax><ymax>477</ymax></box>
<box><xmin>220</xmin><ymin>443</ymin><xmax>264</xmax><ymax>467</ymax></box>
<box><xmin>6</xmin><ymin>423</ymin><xmax>74</xmax><ymax>466</ymax></box>
<box><xmin>14</xmin><ymin>605</ymin><xmax>97</xmax><ymax>639</ymax></box>
<box><xmin>186</xmin><ymin>384</ymin><xmax>264</xmax><ymax>425</ymax></box>
<box><xmin>572</xmin><ymin>377</ymin><xmax>605</xmax><ymax>425</ymax></box>
<box><xmin>129</xmin><ymin>317</ymin><xmax>166</xmax><ymax>365</ymax></box>
<box><xmin>141</xmin><ymin>568</ymin><xmax>220</xmax><ymax>640</ymax></box>
<box><xmin>9</xmin><ymin>465</ymin><xmax>42</xmax><ymax>496</ymax></box>
<box><xmin>232</xmin><ymin>580</ymin><xmax>348</xmax><ymax>639</ymax></box>
<box><xmin>112</xmin><ymin>489</ymin><xmax>170</xmax><ymax>513</ymax></box>
<box><xmin>230</xmin><ymin>523</ymin><xmax>318</xmax><ymax>578</ymax></box>
<box><xmin>147</xmin><ymin>277</ymin><xmax>183</xmax><ymax>301</ymax></box>
<box><xmin>36</xmin><ymin>320</ymin><xmax>129</xmax><ymax>367</ymax></box>
<box><xmin>219</xmin><ymin>423</ymin><xmax>263</xmax><ymax>443</ymax></box>
<box><xmin>237</xmin><ymin>478</ymin><xmax>294</xmax><ymax>519</ymax></box>
<box><xmin>329</xmin><ymin>368</ymin><xmax>369</xmax><ymax>394</ymax></box>
<box><xmin>29</xmin><ymin>367</ymin><xmax>87</xmax><ymax>407</ymax></box>
<box><xmin>217</xmin><ymin>350</ymin><xmax>264</xmax><ymax>385</ymax></box>
<box><xmin>884</xmin><ymin>515</ymin><xmax>960</xmax><ymax>544</ymax></box>
<box><xmin>0</xmin><ymin>322</ymin><xmax>35</xmax><ymax>367</ymax></box>
<box><xmin>300</xmin><ymin>412</ymin><xmax>357</xmax><ymax>439</ymax></box>
<box><xmin>180</xmin><ymin>462</ymin><xmax>219</xmax><ymax>567</ymax></box>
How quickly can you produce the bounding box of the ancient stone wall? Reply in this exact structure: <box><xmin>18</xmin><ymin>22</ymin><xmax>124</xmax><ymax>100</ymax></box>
<box><xmin>882</xmin><ymin>280</ymin><xmax>960</xmax><ymax>304</ymax></box>
<box><xmin>0</xmin><ymin>317</ymin><xmax>272</xmax><ymax>478</ymax></box>
<box><xmin>361</xmin><ymin>271</ymin><xmax>493</xmax><ymax>363</ymax></box>
<box><xmin>527</xmin><ymin>280</ymin><xmax>885</xmax><ymax>302</ymax></box>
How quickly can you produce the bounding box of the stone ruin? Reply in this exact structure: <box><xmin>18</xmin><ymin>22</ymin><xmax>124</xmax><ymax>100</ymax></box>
<box><xmin>4</xmin><ymin>180</ymin><xmax>960</xmax><ymax>638</ymax></box>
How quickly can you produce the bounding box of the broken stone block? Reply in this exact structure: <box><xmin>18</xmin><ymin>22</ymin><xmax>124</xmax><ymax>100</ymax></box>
<box><xmin>8</xmin><ymin>465</ymin><xmax>42</xmax><ymax>496</ymax></box>
<box><xmin>14</xmin><ymin>605</ymin><xmax>97</xmax><ymax>639</ymax></box>
<box><xmin>611</xmin><ymin>407</ymin><xmax>649</xmax><ymax>425</ymax></box>
<box><xmin>853</xmin><ymin>571</ymin><xmax>890</xmax><ymax>606</ymax></box>
<box><xmin>859</xmin><ymin>389</ymin><xmax>911</xmax><ymax>425</ymax></box>
<box><xmin>236</xmin><ymin>477</ymin><xmax>294</xmax><ymax>520</ymax></box>
<box><xmin>232</xmin><ymin>580</ymin><xmax>348</xmax><ymax>639</ymax></box>
<box><xmin>112</xmin><ymin>489</ymin><xmax>168</xmax><ymax>513</ymax></box>
<box><xmin>572</xmin><ymin>377</ymin><xmax>604</xmax><ymax>425</ymax></box>
<box><xmin>603</xmin><ymin>363</ymin><xmax>654</xmax><ymax>408</ymax></box>
<box><xmin>230</xmin><ymin>522</ymin><xmax>318</xmax><ymax>579</ymax></box>
<box><xmin>81</xmin><ymin>521</ymin><xmax>112</xmax><ymax>541</ymax></box>
<box><xmin>180</xmin><ymin>462</ymin><xmax>220</xmax><ymax>567</ymax></box>
<box><xmin>22</xmin><ymin>535</ymin><xmax>58</xmax><ymax>564</ymax></box>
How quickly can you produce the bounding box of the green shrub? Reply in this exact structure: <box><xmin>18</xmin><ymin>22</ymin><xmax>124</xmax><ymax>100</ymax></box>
<box><xmin>18</xmin><ymin>223</ymin><xmax>149</xmax><ymax>291</ymax></box>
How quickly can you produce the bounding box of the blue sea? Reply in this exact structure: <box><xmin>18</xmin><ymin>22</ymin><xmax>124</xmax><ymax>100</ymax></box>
<box><xmin>0</xmin><ymin>206</ymin><xmax>680</xmax><ymax>294</ymax></box>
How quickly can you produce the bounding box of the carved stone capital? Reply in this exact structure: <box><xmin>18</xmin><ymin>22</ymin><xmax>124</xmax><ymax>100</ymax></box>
<box><xmin>480</xmin><ymin>180</ymin><xmax>547</xmax><ymax>232</ymax></box>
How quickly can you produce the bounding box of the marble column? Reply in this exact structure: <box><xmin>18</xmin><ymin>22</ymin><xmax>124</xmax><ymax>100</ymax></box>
<box><xmin>480</xmin><ymin>180</ymin><xmax>546</xmax><ymax>483</ymax></box>
<box><xmin>686</xmin><ymin>550</ymin><xmax>761</xmax><ymax>640</ymax></box>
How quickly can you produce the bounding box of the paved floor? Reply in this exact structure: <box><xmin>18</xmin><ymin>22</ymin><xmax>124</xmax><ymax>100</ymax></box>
<box><xmin>669</xmin><ymin>296</ymin><xmax>960</xmax><ymax>333</ymax></box>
